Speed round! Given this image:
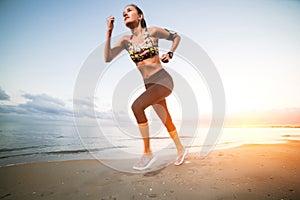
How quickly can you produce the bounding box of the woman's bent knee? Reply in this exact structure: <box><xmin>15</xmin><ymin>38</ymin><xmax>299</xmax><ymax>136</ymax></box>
<box><xmin>131</xmin><ymin>100</ymin><xmax>143</xmax><ymax>114</ymax></box>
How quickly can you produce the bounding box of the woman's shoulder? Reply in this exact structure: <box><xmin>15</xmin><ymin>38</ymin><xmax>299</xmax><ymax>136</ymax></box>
<box><xmin>147</xmin><ymin>26</ymin><xmax>160</xmax><ymax>33</ymax></box>
<box><xmin>147</xmin><ymin>26</ymin><xmax>164</xmax><ymax>38</ymax></box>
<box><xmin>119</xmin><ymin>35</ymin><xmax>131</xmax><ymax>46</ymax></box>
<box><xmin>120</xmin><ymin>35</ymin><xmax>131</xmax><ymax>42</ymax></box>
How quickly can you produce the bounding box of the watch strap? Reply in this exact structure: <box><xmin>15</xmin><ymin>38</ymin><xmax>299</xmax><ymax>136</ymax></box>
<box><xmin>167</xmin><ymin>51</ymin><xmax>173</xmax><ymax>59</ymax></box>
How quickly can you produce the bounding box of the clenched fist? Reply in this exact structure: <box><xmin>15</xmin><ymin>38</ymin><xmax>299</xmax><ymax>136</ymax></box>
<box><xmin>106</xmin><ymin>16</ymin><xmax>115</xmax><ymax>32</ymax></box>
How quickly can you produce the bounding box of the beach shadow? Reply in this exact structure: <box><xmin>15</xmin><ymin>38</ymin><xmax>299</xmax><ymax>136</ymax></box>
<box><xmin>143</xmin><ymin>165</ymin><xmax>167</xmax><ymax>176</ymax></box>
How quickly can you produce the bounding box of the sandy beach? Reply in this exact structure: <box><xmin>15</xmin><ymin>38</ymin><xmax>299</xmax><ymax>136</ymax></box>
<box><xmin>1</xmin><ymin>141</ymin><xmax>299</xmax><ymax>200</ymax></box>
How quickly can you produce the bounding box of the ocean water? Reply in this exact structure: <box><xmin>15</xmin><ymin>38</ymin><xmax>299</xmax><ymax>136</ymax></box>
<box><xmin>0</xmin><ymin>122</ymin><xmax>300</xmax><ymax>167</ymax></box>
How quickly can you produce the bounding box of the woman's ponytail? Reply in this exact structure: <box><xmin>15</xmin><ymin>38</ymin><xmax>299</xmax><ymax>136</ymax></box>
<box><xmin>141</xmin><ymin>18</ymin><xmax>147</xmax><ymax>28</ymax></box>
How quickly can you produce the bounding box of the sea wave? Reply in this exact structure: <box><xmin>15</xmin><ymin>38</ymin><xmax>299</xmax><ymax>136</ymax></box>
<box><xmin>0</xmin><ymin>146</ymin><xmax>127</xmax><ymax>160</ymax></box>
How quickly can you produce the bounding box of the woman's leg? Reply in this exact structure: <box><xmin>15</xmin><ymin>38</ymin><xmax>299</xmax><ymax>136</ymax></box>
<box><xmin>131</xmin><ymin>83</ymin><xmax>174</xmax><ymax>170</ymax></box>
<box><xmin>131</xmin><ymin>83</ymin><xmax>172</xmax><ymax>154</ymax></box>
<box><xmin>137</xmin><ymin>122</ymin><xmax>151</xmax><ymax>154</ymax></box>
<box><xmin>152</xmin><ymin>100</ymin><xmax>184</xmax><ymax>156</ymax></box>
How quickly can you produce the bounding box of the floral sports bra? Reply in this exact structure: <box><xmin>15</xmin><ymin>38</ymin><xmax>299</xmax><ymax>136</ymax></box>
<box><xmin>127</xmin><ymin>29</ymin><xmax>159</xmax><ymax>63</ymax></box>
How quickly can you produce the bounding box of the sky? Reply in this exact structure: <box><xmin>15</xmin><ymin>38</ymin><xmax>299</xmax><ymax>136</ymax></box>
<box><xmin>0</xmin><ymin>0</ymin><xmax>300</xmax><ymax>126</ymax></box>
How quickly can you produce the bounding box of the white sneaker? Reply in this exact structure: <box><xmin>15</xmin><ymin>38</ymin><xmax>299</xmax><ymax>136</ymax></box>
<box><xmin>174</xmin><ymin>148</ymin><xmax>188</xmax><ymax>166</ymax></box>
<box><xmin>133</xmin><ymin>154</ymin><xmax>157</xmax><ymax>170</ymax></box>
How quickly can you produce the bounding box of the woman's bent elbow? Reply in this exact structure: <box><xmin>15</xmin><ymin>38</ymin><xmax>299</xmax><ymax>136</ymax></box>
<box><xmin>104</xmin><ymin>56</ymin><xmax>112</xmax><ymax>63</ymax></box>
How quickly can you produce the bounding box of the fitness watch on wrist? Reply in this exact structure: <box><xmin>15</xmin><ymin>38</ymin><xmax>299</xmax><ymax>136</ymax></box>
<box><xmin>167</xmin><ymin>51</ymin><xmax>173</xmax><ymax>59</ymax></box>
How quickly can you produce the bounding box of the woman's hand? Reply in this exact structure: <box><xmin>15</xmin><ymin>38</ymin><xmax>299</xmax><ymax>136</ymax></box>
<box><xmin>160</xmin><ymin>53</ymin><xmax>170</xmax><ymax>63</ymax></box>
<box><xmin>106</xmin><ymin>16</ymin><xmax>115</xmax><ymax>32</ymax></box>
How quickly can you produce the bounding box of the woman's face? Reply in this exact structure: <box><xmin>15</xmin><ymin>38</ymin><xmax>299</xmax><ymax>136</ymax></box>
<box><xmin>123</xmin><ymin>6</ymin><xmax>142</xmax><ymax>28</ymax></box>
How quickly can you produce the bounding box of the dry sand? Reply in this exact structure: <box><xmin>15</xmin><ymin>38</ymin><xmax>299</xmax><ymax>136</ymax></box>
<box><xmin>1</xmin><ymin>141</ymin><xmax>300</xmax><ymax>200</ymax></box>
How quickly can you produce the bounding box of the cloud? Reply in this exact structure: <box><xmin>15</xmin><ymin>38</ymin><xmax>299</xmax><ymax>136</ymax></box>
<box><xmin>0</xmin><ymin>87</ymin><xmax>10</xmax><ymax>101</ymax></box>
<box><xmin>0</xmin><ymin>104</ymin><xmax>27</xmax><ymax>115</ymax></box>
<box><xmin>20</xmin><ymin>93</ymin><xmax>72</xmax><ymax>116</ymax></box>
<box><xmin>1</xmin><ymin>91</ymin><xmax>299</xmax><ymax>127</ymax></box>
<box><xmin>73</xmin><ymin>97</ymin><xmax>113</xmax><ymax>120</ymax></box>
<box><xmin>0</xmin><ymin>93</ymin><xmax>115</xmax><ymax>125</ymax></box>
<box><xmin>73</xmin><ymin>97</ymin><xmax>94</xmax><ymax>108</ymax></box>
<box><xmin>0</xmin><ymin>93</ymin><xmax>73</xmax><ymax>123</ymax></box>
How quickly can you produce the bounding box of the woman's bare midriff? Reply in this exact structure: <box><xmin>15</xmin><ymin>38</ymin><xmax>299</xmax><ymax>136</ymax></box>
<box><xmin>136</xmin><ymin>55</ymin><xmax>163</xmax><ymax>79</ymax></box>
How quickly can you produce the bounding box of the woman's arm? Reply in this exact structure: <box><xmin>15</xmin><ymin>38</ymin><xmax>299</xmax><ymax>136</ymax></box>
<box><xmin>104</xmin><ymin>16</ymin><xmax>126</xmax><ymax>62</ymax></box>
<box><xmin>150</xmin><ymin>27</ymin><xmax>181</xmax><ymax>63</ymax></box>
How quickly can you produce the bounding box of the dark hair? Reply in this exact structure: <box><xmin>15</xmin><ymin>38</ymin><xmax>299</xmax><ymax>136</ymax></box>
<box><xmin>127</xmin><ymin>4</ymin><xmax>147</xmax><ymax>28</ymax></box>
